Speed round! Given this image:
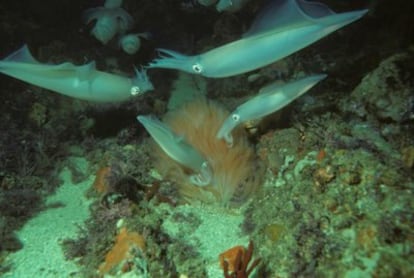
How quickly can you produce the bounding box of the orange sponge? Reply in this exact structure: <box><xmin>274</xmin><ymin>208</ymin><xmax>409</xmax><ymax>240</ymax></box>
<box><xmin>99</xmin><ymin>227</ymin><xmax>145</xmax><ymax>275</ymax></box>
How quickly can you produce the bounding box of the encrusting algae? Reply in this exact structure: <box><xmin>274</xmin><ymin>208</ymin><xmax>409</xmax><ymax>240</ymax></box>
<box><xmin>152</xmin><ymin>98</ymin><xmax>264</xmax><ymax>207</ymax></box>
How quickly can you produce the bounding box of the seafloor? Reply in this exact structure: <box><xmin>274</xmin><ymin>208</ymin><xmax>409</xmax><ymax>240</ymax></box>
<box><xmin>0</xmin><ymin>0</ymin><xmax>413</xmax><ymax>277</ymax></box>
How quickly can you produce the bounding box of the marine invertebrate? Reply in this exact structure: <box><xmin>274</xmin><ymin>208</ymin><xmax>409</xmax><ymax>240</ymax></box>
<box><xmin>147</xmin><ymin>0</ymin><xmax>368</xmax><ymax>77</ymax></box>
<box><xmin>138</xmin><ymin>115</ymin><xmax>212</xmax><ymax>187</ymax></box>
<box><xmin>142</xmin><ymin>98</ymin><xmax>263</xmax><ymax>207</ymax></box>
<box><xmin>99</xmin><ymin>227</ymin><xmax>146</xmax><ymax>275</ymax></box>
<box><xmin>83</xmin><ymin>0</ymin><xmax>134</xmax><ymax>44</ymax></box>
<box><xmin>217</xmin><ymin>74</ymin><xmax>327</xmax><ymax>146</ymax></box>
<box><xmin>93</xmin><ymin>166</ymin><xmax>111</xmax><ymax>194</ymax></box>
<box><xmin>0</xmin><ymin>45</ymin><xmax>153</xmax><ymax>102</ymax></box>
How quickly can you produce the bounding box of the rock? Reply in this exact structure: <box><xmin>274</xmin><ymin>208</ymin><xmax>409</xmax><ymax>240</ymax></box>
<box><xmin>340</xmin><ymin>50</ymin><xmax>414</xmax><ymax>122</ymax></box>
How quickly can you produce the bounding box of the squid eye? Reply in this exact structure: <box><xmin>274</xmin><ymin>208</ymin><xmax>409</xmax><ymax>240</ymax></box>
<box><xmin>232</xmin><ymin>113</ymin><xmax>240</xmax><ymax>122</ymax></box>
<box><xmin>130</xmin><ymin>86</ymin><xmax>141</xmax><ymax>96</ymax></box>
<box><xmin>192</xmin><ymin>63</ymin><xmax>203</xmax><ymax>74</ymax></box>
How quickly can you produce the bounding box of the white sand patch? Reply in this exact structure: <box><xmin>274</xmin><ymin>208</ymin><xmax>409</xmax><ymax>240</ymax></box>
<box><xmin>4</xmin><ymin>157</ymin><xmax>93</xmax><ymax>278</ymax></box>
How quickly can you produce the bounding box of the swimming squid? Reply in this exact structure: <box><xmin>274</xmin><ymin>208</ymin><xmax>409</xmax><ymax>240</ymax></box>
<box><xmin>137</xmin><ymin>115</ymin><xmax>212</xmax><ymax>186</ymax></box>
<box><xmin>216</xmin><ymin>74</ymin><xmax>327</xmax><ymax>146</ymax></box>
<box><xmin>0</xmin><ymin>45</ymin><xmax>154</xmax><ymax>103</ymax></box>
<box><xmin>83</xmin><ymin>0</ymin><xmax>134</xmax><ymax>44</ymax></box>
<box><xmin>147</xmin><ymin>0</ymin><xmax>368</xmax><ymax>78</ymax></box>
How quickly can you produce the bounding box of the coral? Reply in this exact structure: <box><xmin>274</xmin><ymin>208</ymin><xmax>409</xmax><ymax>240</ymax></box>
<box><xmin>152</xmin><ymin>98</ymin><xmax>263</xmax><ymax>207</ymax></box>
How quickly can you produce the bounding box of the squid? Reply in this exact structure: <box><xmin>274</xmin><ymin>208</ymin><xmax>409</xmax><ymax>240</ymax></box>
<box><xmin>216</xmin><ymin>74</ymin><xmax>327</xmax><ymax>146</ymax></box>
<box><xmin>137</xmin><ymin>115</ymin><xmax>212</xmax><ymax>186</ymax></box>
<box><xmin>148</xmin><ymin>0</ymin><xmax>368</xmax><ymax>78</ymax></box>
<box><xmin>0</xmin><ymin>45</ymin><xmax>153</xmax><ymax>103</ymax></box>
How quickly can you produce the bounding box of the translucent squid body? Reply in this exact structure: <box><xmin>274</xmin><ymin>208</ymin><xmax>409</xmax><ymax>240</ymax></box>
<box><xmin>137</xmin><ymin>115</ymin><xmax>212</xmax><ymax>187</ymax></box>
<box><xmin>216</xmin><ymin>74</ymin><xmax>327</xmax><ymax>146</ymax></box>
<box><xmin>0</xmin><ymin>45</ymin><xmax>153</xmax><ymax>103</ymax></box>
<box><xmin>83</xmin><ymin>0</ymin><xmax>133</xmax><ymax>44</ymax></box>
<box><xmin>148</xmin><ymin>0</ymin><xmax>368</xmax><ymax>78</ymax></box>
